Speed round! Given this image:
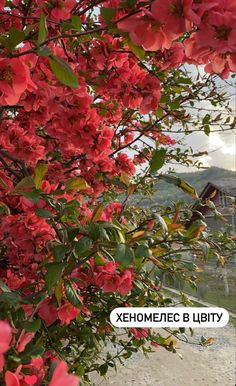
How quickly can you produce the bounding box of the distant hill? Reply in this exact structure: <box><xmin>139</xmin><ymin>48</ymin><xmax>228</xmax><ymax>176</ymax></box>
<box><xmin>140</xmin><ymin>167</ymin><xmax>235</xmax><ymax>206</ymax></box>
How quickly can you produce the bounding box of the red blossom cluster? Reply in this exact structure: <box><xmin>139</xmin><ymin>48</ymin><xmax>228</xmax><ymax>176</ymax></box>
<box><xmin>0</xmin><ymin>0</ymin><xmax>235</xmax><ymax>384</ymax></box>
<box><xmin>117</xmin><ymin>0</ymin><xmax>236</xmax><ymax>77</ymax></box>
<box><xmin>72</xmin><ymin>259</ymin><xmax>133</xmax><ymax>295</ymax></box>
<box><xmin>0</xmin><ymin>321</ymin><xmax>79</xmax><ymax>385</ymax></box>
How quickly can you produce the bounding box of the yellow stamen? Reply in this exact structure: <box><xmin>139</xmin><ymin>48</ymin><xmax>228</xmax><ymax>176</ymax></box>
<box><xmin>0</xmin><ymin>67</ymin><xmax>13</xmax><ymax>84</ymax></box>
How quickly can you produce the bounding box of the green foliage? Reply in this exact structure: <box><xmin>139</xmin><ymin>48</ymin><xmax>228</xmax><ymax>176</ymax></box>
<box><xmin>150</xmin><ymin>148</ymin><xmax>167</xmax><ymax>174</ymax></box>
<box><xmin>45</xmin><ymin>262</ymin><xmax>64</xmax><ymax>293</ymax></box>
<box><xmin>115</xmin><ymin>243</ymin><xmax>135</xmax><ymax>266</ymax></box>
<box><xmin>100</xmin><ymin>7</ymin><xmax>116</xmax><ymax>21</ymax></box>
<box><xmin>48</xmin><ymin>56</ymin><xmax>78</xmax><ymax>88</ymax></box>
<box><xmin>65</xmin><ymin>280</ymin><xmax>82</xmax><ymax>308</ymax></box>
<box><xmin>38</xmin><ymin>13</ymin><xmax>47</xmax><ymax>45</ymax></box>
<box><xmin>143</xmin><ymin>167</ymin><xmax>235</xmax><ymax>205</ymax></box>
<box><xmin>34</xmin><ymin>161</ymin><xmax>48</xmax><ymax>189</ymax></box>
<box><xmin>35</xmin><ymin>208</ymin><xmax>53</xmax><ymax>218</ymax></box>
<box><xmin>0</xmin><ymin>28</ymin><xmax>25</xmax><ymax>52</ymax></box>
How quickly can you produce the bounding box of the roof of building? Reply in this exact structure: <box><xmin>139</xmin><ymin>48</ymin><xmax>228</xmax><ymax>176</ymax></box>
<box><xmin>199</xmin><ymin>178</ymin><xmax>236</xmax><ymax>198</ymax></box>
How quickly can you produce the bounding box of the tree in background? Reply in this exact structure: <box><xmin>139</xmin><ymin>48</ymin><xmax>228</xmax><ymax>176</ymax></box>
<box><xmin>0</xmin><ymin>1</ymin><xmax>235</xmax><ymax>385</ymax></box>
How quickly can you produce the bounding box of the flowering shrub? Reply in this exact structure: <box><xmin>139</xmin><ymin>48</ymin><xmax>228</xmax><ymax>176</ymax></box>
<box><xmin>0</xmin><ymin>1</ymin><xmax>235</xmax><ymax>385</ymax></box>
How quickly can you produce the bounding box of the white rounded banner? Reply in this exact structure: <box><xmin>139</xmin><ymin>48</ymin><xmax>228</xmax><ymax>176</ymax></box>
<box><xmin>110</xmin><ymin>307</ymin><xmax>229</xmax><ymax>328</ymax></box>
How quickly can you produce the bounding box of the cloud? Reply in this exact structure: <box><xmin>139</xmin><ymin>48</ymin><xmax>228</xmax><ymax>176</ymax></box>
<box><xmin>170</xmin><ymin>70</ymin><xmax>236</xmax><ymax>172</ymax></box>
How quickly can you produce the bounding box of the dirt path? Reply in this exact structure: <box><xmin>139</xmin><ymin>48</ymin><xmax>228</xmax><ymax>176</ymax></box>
<box><xmin>91</xmin><ymin>323</ymin><xmax>236</xmax><ymax>386</ymax></box>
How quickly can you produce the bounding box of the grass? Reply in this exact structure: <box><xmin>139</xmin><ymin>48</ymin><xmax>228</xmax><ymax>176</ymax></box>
<box><xmin>165</xmin><ymin>269</ymin><xmax>236</xmax><ymax>313</ymax></box>
<box><xmin>229</xmin><ymin>316</ymin><xmax>236</xmax><ymax>329</ymax></box>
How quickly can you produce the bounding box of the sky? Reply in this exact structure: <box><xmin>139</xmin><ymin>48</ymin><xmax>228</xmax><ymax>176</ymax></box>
<box><xmin>174</xmin><ymin>96</ymin><xmax>236</xmax><ymax>173</ymax></box>
<box><xmin>179</xmin><ymin>130</ymin><xmax>236</xmax><ymax>172</ymax></box>
<box><xmin>166</xmin><ymin>68</ymin><xmax>236</xmax><ymax>173</ymax></box>
<box><xmin>130</xmin><ymin>66</ymin><xmax>236</xmax><ymax>174</ymax></box>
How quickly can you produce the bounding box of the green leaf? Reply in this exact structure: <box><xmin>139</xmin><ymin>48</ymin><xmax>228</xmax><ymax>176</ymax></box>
<box><xmin>123</xmin><ymin>0</ymin><xmax>136</xmax><ymax>8</ymax></box>
<box><xmin>184</xmin><ymin>220</ymin><xmax>207</xmax><ymax>240</ymax></box>
<box><xmin>135</xmin><ymin>244</ymin><xmax>151</xmax><ymax>259</ymax></box>
<box><xmin>91</xmin><ymin>203</ymin><xmax>104</xmax><ymax>223</ymax></box>
<box><xmin>202</xmin><ymin>114</ymin><xmax>211</xmax><ymax>124</ymax></box>
<box><xmin>20</xmin><ymin>344</ymin><xmax>44</xmax><ymax>364</ymax></box>
<box><xmin>87</xmin><ymin>223</ymin><xmax>100</xmax><ymax>241</ymax></box>
<box><xmin>179</xmin><ymin>179</ymin><xmax>198</xmax><ymax>199</ymax></box>
<box><xmin>74</xmin><ymin>237</ymin><xmax>93</xmax><ymax>258</ymax></box>
<box><xmin>0</xmin><ymin>177</ymin><xmax>8</xmax><ymax>190</ymax></box>
<box><xmin>38</xmin><ymin>13</ymin><xmax>47</xmax><ymax>45</ymax></box>
<box><xmin>159</xmin><ymin>175</ymin><xmax>198</xmax><ymax>198</ymax></box>
<box><xmin>100</xmin><ymin>7</ymin><xmax>116</xmax><ymax>21</ymax></box>
<box><xmin>115</xmin><ymin>244</ymin><xmax>134</xmax><ymax>267</ymax></box>
<box><xmin>37</xmin><ymin>46</ymin><xmax>52</xmax><ymax>57</ymax></box>
<box><xmin>13</xmin><ymin>176</ymin><xmax>34</xmax><ymax>193</ymax></box>
<box><xmin>48</xmin><ymin>56</ymin><xmax>78</xmax><ymax>88</ymax></box>
<box><xmin>0</xmin><ymin>201</ymin><xmax>10</xmax><ymax>215</ymax></box>
<box><xmin>22</xmin><ymin>319</ymin><xmax>41</xmax><ymax>332</ymax></box>
<box><xmin>94</xmin><ymin>253</ymin><xmax>106</xmax><ymax>266</ymax></box>
<box><xmin>155</xmin><ymin>214</ymin><xmax>168</xmax><ymax>237</ymax></box>
<box><xmin>204</xmin><ymin>125</ymin><xmax>210</xmax><ymax>136</ymax></box>
<box><xmin>67</xmin><ymin>226</ymin><xmax>83</xmax><ymax>242</ymax></box>
<box><xmin>23</xmin><ymin>290</ymin><xmax>46</xmax><ymax>305</ymax></box>
<box><xmin>12</xmin><ymin>308</ymin><xmax>25</xmax><ymax>326</ymax></box>
<box><xmin>150</xmin><ymin>148</ymin><xmax>167</xmax><ymax>174</ymax></box>
<box><xmin>53</xmin><ymin>244</ymin><xmax>69</xmax><ymax>262</ymax></box>
<box><xmin>4</xmin><ymin>28</ymin><xmax>25</xmax><ymax>52</ymax></box>
<box><xmin>76</xmin><ymin>365</ymin><xmax>85</xmax><ymax>377</ymax></box>
<box><xmin>99</xmin><ymin>227</ymin><xmax>110</xmax><ymax>241</ymax></box>
<box><xmin>159</xmin><ymin>174</ymin><xmax>180</xmax><ymax>186</ymax></box>
<box><xmin>48</xmin><ymin>362</ymin><xmax>58</xmax><ymax>383</ymax></box>
<box><xmin>45</xmin><ymin>263</ymin><xmax>64</xmax><ymax>293</ymax></box>
<box><xmin>62</xmin><ymin>16</ymin><xmax>82</xmax><ymax>32</ymax></box>
<box><xmin>156</xmin><ymin>107</ymin><xmax>163</xmax><ymax>118</ymax></box>
<box><xmin>126</xmin><ymin>38</ymin><xmax>145</xmax><ymax>59</ymax></box>
<box><xmin>197</xmin><ymin>241</ymin><xmax>210</xmax><ymax>260</ymax></box>
<box><xmin>0</xmin><ymin>292</ymin><xmax>22</xmax><ymax>307</ymax></box>
<box><xmin>0</xmin><ymin>279</ymin><xmax>11</xmax><ymax>292</ymax></box>
<box><xmin>71</xmin><ymin>15</ymin><xmax>82</xmax><ymax>31</ymax></box>
<box><xmin>65</xmin><ymin>280</ymin><xmax>82</xmax><ymax>308</ymax></box>
<box><xmin>99</xmin><ymin>363</ymin><xmax>108</xmax><ymax>376</ymax></box>
<box><xmin>65</xmin><ymin>177</ymin><xmax>90</xmax><ymax>191</ymax></box>
<box><xmin>35</xmin><ymin>208</ymin><xmax>53</xmax><ymax>218</ymax></box>
<box><xmin>21</xmin><ymin>190</ymin><xmax>41</xmax><ymax>204</ymax></box>
<box><xmin>34</xmin><ymin>161</ymin><xmax>48</xmax><ymax>189</ymax></box>
<box><xmin>177</xmin><ymin>77</ymin><xmax>192</xmax><ymax>85</ymax></box>
<box><xmin>61</xmin><ymin>21</ymin><xmax>73</xmax><ymax>32</ymax></box>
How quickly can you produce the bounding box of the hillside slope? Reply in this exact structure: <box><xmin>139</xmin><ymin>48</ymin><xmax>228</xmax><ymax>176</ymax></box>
<box><xmin>149</xmin><ymin>167</ymin><xmax>235</xmax><ymax>205</ymax></box>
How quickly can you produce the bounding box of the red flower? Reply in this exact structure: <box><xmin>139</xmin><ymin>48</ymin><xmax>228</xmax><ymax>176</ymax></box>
<box><xmin>130</xmin><ymin>328</ymin><xmax>149</xmax><ymax>339</ymax></box>
<box><xmin>38</xmin><ymin>299</ymin><xmax>58</xmax><ymax>326</ymax></box>
<box><xmin>49</xmin><ymin>361</ymin><xmax>79</xmax><ymax>386</ymax></box>
<box><xmin>196</xmin><ymin>11</ymin><xmax>236</xmax><ymax>53</ymax></box>
<box><xmin>5</xmin><ymin>368</ymin><xmax>38</xmax><ymax>386</ymax></box>
<box><xmin>0</xmin><ymin>320</ymin><xmax>12</xmax><ymax>371</ymax></box>
<box><xmin>154</xmin><ymin>42</ymin><xmax>185</xmax><ymax>70</ymax></box>
<box><xmin>151</xmin><ymin>0</ymin><xmax>192</xmax><ymax>34</ymax></box>
<box><xmin>16</xmin><ymin>330</ymin><xmax>35</xmax><ymax>353</ymax></box>
<box><xmin>57</xmin><ymin>302</ymin><xmax>80</xmax><ymax>325</ymax></box>
<box><xmin>0</xmin><ymin>58</ymin><xmax>35</xmax><ymax>105</ymax></box>
<box><xmin>118</xmin><ymin>270</ymin><xmax>132</xmax><ymax>295</ymax></box>
<box><xmin>24</xmin><ymin>375</ymin><xmax>38</xmax><ymax>385</ymax></box>
<box><xmin>118</xmin><ymin>15</ymin><xmax>174</xmax><ymax>51</ymax></box>
<box><xmin>140</xmin><ymin>74</ymin><xmax>161</xmax><ymax>114</ymax></box>
<box><xmin>102</xmin><ymin>274</ymin><xmax>120</xmax><ymax>293</ymax></box>
<box><xmin>51</xmin><ymin>0</ymin><xmax>76</xmax><ymax>21</ymax></box>
<box><xmin>5</xmin><ymin>371</ymin><xmax>20</xmax><ymax>386</ymax></box>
